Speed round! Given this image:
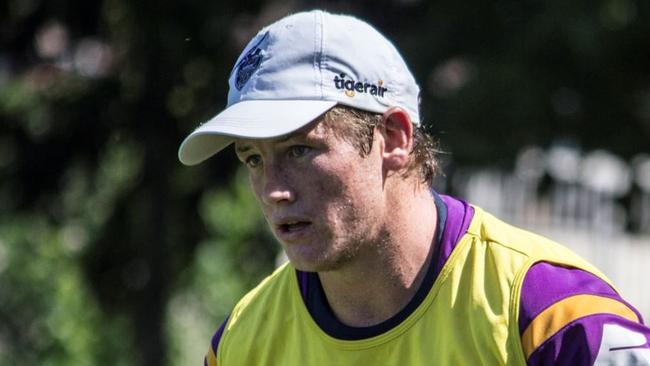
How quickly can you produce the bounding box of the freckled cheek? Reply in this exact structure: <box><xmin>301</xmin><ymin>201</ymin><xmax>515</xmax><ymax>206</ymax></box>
<box><xmin>314</xmin><ymin>175</ymin><xmax>362</xmax><ymax>216</ymax></box>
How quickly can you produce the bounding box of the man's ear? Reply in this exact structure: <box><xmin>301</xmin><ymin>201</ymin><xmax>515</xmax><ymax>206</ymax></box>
<box><xmin>380</xmin><ymin>107</ymin><xmax>413</xmax><ymax>171</ymax></box>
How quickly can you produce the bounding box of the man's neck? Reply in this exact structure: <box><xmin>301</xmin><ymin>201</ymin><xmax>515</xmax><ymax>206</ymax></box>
<box><xmin>317</xmin><ymin>184</ymin><xmax>438</xmax><ymax>327</ymax></box>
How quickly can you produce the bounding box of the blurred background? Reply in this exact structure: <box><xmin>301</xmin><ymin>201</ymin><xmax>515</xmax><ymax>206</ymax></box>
<box><xmin>1</xmin><ymin>0</ymin><xmax>649</xmax><ymax>365</ymax></box>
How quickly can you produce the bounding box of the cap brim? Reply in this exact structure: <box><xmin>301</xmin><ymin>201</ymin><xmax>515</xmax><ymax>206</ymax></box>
<box><xmin>178</xmin><ymin>99</ymin><xmax>337</xmax><ymax>165</ymax></box>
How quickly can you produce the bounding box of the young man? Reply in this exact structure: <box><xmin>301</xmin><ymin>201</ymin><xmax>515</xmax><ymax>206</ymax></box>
<box><xmin>178</xmin><ymin>10</ymin><xmax>650</xmax><ymax>365</ymax></box>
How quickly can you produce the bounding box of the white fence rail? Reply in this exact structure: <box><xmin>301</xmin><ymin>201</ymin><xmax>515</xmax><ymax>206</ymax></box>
<box><xmin>452</xmin><ymin>161</ymin><xmax>650</xmax><ymax>318</ymax></box>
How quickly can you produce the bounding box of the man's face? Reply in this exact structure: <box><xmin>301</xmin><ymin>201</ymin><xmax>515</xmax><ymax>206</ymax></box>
<box><xmin>235</xmin><ymin>119</ymin><xmax>387</xmax><ymax>272</ymax></box>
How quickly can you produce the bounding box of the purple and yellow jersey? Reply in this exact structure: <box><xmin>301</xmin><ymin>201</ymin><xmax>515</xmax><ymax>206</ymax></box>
<box><xmin>205</xmin><ymin>194</ymin><xmax>650</xmax><ymax>365</ymax></box>
<box><xmin>520</xmin><ymin>263</ymin><xmax>648</xmax><ymax>364</ymax></box>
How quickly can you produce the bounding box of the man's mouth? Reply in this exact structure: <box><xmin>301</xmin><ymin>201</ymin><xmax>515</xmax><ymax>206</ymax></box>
<box><xmin>277</xmin><ymin>220</ymin><xmax>311</xmax><ymax>234</ymax></box>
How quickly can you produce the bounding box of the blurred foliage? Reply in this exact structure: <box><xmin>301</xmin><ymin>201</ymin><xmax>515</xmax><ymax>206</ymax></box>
<box><xmin>0</xmin><ymin>0</ymin><xmax>648</xmax><ymax>365</ymax></box>
<box><xmin>0</xmin><ymin>215</ymin><xmax>133</xmax><ymax>365</ymax></box>
<box><xmin>166</xmin><ymin>169</ymin><xmax>276</xmax><ymax>365</ymax></box>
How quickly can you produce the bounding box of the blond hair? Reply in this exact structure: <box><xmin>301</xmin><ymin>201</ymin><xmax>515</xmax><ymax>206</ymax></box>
<box><xmin>321</xmin><ymin>106</ymin><xmax>440</xmax><ymax>186</ymax></box>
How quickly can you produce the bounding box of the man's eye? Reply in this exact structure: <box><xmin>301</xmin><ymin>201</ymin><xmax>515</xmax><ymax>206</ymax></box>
<box><xmin>245</xmin><ymin>155</ymin><xmax>262</xmax><ymax>168</ymax></box>
<box><xmin>288</xmin><ymin>145</ymin><xmax>311</xmax><ymax>158</ymax></box>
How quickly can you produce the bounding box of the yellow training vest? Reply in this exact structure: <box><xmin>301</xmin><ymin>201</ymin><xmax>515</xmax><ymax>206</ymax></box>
<box><xmin>215</xmin><ymin>206</ymin><xmax>614</xmax><ymax>365</ymax></box>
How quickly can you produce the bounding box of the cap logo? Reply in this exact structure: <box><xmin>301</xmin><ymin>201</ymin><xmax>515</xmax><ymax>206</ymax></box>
<box><xmin>333</xmin><ymin>73</ymin><xmax>388</xmax><ymax>98</ymax></box>
<box><xmin>235</xmin><ymin>31</ymin><xmax>269</xmax><ymax>90</ymax></box>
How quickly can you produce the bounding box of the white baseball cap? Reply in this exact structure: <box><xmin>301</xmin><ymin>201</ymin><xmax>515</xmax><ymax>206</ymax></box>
<box><xmin>178</xmin><ymin>9</ymin><xmax>421</xmax><ymax>166</ymax></box>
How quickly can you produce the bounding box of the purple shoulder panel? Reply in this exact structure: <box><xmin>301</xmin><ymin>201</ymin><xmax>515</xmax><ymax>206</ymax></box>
<box><xmin>436</xmin><ymin>195</ymin><xmax>474</xmax><ymax>276</ymax></box>
<box><xmin>520</xmin><ymin>262</ymin><xmax>650</xmax><ymax>365</ymax></box>
<box><xmin>519</xmin><ymin>263</ymin><xmax>622</xmax><ymax>333</ymax></box>
<box><xmin>527</xmin><ymin>314</ymin><xmax>650</xmax><ymax>366</ymax></box>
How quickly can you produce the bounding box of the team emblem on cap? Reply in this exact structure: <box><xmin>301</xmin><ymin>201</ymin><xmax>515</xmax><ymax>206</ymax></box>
<box><xmin>235</xmin><ymin>31</ymin><xmax>269</xmax><ymax>90</ymax></box>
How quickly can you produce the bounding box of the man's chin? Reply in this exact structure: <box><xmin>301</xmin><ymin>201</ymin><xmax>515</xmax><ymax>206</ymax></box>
<box><xmin>286</xmin><ymin>254</ymin><xmax>346</xmax><ymax>273</ymax></box>
<box><xmin>288</xmin><ymin>255</ymin><xmax>336</xmax><ymax>272</ymax></box>
<box><xmin>288</xmin><ymin>259</ymin><xmax>327</xmax><ymax>273</ymax></box>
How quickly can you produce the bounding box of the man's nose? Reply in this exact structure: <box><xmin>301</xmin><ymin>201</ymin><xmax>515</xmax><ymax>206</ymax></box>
<box><xmin>261</xmin><ymin>163</ymin><xmax>295</xmax><ymax>206</ymax></box>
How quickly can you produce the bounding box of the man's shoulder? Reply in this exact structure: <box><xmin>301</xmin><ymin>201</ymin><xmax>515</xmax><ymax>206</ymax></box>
<box><xmin>466</xmin><ymin>206</ymin><xmax>607</xmax><ymax>276</ymax></box>
<box><xmin>214</xmin><ymin>262</ymin><xmax>309</xmax><ymax>362</ymax></box>
<box><xmin>228</xmin><ymin>261</ymin><xmax>297</xmax><ymax>327</ymax></box>
<box><xmin>467</xmin><ymin>206</ymin><xmax>563</xmax><ymax>253</ymax></box>
<box><xmin>205</xmin><ymin>263</ymin><xmax>298</xmax><ymax>365</ymax></box>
